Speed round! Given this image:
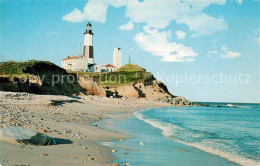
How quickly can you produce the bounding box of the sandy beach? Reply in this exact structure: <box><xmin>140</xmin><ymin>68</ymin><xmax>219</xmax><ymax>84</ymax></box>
<box><xmin>0</xmin><ymin>92</ymin><xmax>169</xmax><ymax>166</ymax></box>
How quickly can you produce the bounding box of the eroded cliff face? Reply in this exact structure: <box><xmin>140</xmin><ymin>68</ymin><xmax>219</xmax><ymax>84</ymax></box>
<box><xmin>0</xmin><ymin>61</ymin><xmax>83</xmax><ymax>96</ymax></box>
<box><xmin>77</xmin><ymin>76</ymin><xmax>106</xmax><ymax>96</ymax></box>
<box><xmin>101</xmin><ymin>77</ymin><xmax>192</xmax><ymax>106</ymax></box>
<box><xmin>0</xmin><ymin>61</ymin><xmax>192</xmax><ymax>106</ymax></box>
<box><xmin>0</xmin><ymin>75</ymin><xmax>191</xmax><ymax>106</ymax></box>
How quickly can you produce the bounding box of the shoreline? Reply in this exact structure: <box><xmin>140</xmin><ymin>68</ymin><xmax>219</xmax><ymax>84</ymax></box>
<box><xmin>100</xmin><ymin>108</ymin><xmax>258</xmax><ymax>166</ymax></box>
<box><xmin>0</xmin><ymin>91</ymin><xmax>258</xmax><ymax>166</ymax></box>
<box><xmin>0</xmin><ymin>91</ymin><xmax>169</xmax><ymax>166</ymax></box>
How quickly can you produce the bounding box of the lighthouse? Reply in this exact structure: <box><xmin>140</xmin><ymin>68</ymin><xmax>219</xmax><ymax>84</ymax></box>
<box><xmin>62</xmin><ymin>21</ymin><xmax>122</xmax><ymax>73</ymax></box>
<box><xmin>83</xmin><ymin>22</ymin><xmax>94</xmax><ymax>64</ymax></box>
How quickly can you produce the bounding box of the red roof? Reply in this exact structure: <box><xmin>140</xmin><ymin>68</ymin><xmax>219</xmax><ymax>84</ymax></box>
<box><xmin>62</xmin><ymin>55</ymin><xmax>80</xmax><ymax>61</ymax></box>
<box><xmin>102</xmin><ymin>64</ymin><xmax>116</xmax><ymax>68</ymax></box>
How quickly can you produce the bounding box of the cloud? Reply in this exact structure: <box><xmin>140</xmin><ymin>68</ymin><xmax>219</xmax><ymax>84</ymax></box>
<box><xmin>134</xmin><ymin>27</ymin><xmax>197</xmax><ymax>62</ymax></box>
<box><xmin>184</xmin><ymin>14</ymin><xmax>228</xmax><ymax>37</ymax></box>
<box><xmin>125</xmin><ymin>0</ymin><xmax>228</xmax><ymax>37</ymax></box>
<box><xmin>237</xmin><ymin>0</ymin><xmax>243</xmax><ymax>4</ymax></box>
<box><xmin>221</xmin><ymin>46</ymin><xmax>228</xmax><ymax>51</ymax></box>
<box><xmin>62</xmin><ymin>0</ymin><xmax>242</xmax><ymax>63</ymax></box>
<box><xmin>221</xmin><ymin>50</ymin><xmax>241</xmax><ymax>59</ymax></box>
<box><xmin>208</xmin><ymin>50</ymin><xmax>218</xmax><ymax>54</ymax></box>
<box><xmin>206</xmin><ymin>50</ymin><xmax>218</xmax><ymax>59</ymax></box>
<box><xmin>254</xmin><ymin>29</ymin><xmax>260</xmax><ymax>45</ymax></box>
<box><xmin>221</xmin><ymin>46</ymin><xmax>241</xmax><ymax>59</ymax></box>
<box><xmin>176</xmin><ymin>30</ymin><xmax>186</xmax><ymax>40</ymax></box>
<box><xmin>63</xmin><ymin>0</ymin><xmax>127</xmax><ymax>23</ymax></box>
<box><xmin>119</xmin><ymin>21</ymin><xmax>134</xmax><ymax>31</ymax></box>
<box><xmin>208</xmin><ymin>47</ymin><xmax>241</xmax><ymax>59</ymax></box>
<box><xmin>63</xmin><ymin>8</ymin><xmax>86</xmax><ymax>22</ymax></box>
<box><xmin>62</xmin><ymin>0</ymin><xmax>244</xmax><ymax>37</ymax></box>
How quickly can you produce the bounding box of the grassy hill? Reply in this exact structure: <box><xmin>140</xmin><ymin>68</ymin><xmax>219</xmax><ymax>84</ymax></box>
<box><xmin>0</xmin><ymin>60</ymin><xmax>63</xmax><ymax>76</ymax></box>
<box><xmin>69</xmin><ymin>64</ymin><xmax>152</xmax><ymax>86</ymax></box>
<box><xmin>117</xmin><ymin>64</ymin><xmax>146</xmax><ymax>72</ymax></box>
<box><xmin>0</xmin><ymin>60</ymin><xmax>82</xmax><ymax>95</ymax></box>
<box><xmin>0</xmin><ymin>61</ymin><xmax>192</xmax><ymax>105</ymax></box>
<box><xmin>0</xmin><ymin>61</ymin><xmax>151</xmax><ymax>87</ymax></box>
<box><xmin>0</xmin><ymin>61</ymin><xmax>153</xmax><ymax>89</ymax></box>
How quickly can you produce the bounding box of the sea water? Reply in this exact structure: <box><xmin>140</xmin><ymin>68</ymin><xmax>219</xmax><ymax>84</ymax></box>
<box><xmin>100</xmin><ymin>103</ymin><xmax>259</xmax><ymax>166</ymax></box>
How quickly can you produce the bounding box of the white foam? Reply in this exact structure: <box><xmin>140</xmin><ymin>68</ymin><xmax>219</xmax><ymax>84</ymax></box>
<box><xmin>134</xmin><ymin>112</ymin><xmax>176</xmax><ymax>137</ymax></box>
<box><xmin>178</xmin><ymin>141</ymin><xmax>260</xmax><ymax>166</ymax></box>
<box><xmin>134</xmin><ymin>111</ymin><xmax>259</xmax><ymax>166</ymax></box>
<box><xmin>0</xmin><ymin>126</ymin><xmax>37</xmax><ymax>140</ymax></box>
<box><xmin>227</xmin><ymin>104</ymin><xmax>251</xmax><ymax>108</ymax></box>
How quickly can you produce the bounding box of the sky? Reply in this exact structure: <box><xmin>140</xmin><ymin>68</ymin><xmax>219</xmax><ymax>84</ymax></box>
<box><xmin>0</xmin><ymin>0</ymin><xmax>259</xmax><ymax>103</ymax></box>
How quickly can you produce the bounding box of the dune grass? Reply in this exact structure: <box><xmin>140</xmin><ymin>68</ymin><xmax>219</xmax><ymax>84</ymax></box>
<box><xmin>117</xmin><ymin>64</ymin><xmax>146</xmax><ymax>72</ymax></box>
<box><xmin>69</xmin><ymin>64</ymin><xmax>152</xmax><ymax>86</ymax></box>
<box><xmin>0</xmin><ymin>60</ymin><xmax>54</xmax><ymax>75</ymax></box>
<box><xmin>0</xmin><ymin>61</ymin><xmax>152</xmax><ymax>86</ymax></box>
<box><xmin>69</xmin><ymin>70</ymin><xmax>152</xmax><ymax>86</ymax></box>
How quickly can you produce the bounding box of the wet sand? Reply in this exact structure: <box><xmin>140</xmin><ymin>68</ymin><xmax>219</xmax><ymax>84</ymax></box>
<box><xmin>0</xmin><ymin>92</ymin><xmax>169</xmax><ymax>166</ymax></box>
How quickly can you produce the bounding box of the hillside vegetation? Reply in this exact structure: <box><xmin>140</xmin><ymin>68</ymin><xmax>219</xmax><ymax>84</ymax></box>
<box><xmin>0</xmin><ymin>61</ymin><xmax>192</xmax><ymax>105</ymax></box>
<box><xmin>0</xmin><ymin>60</ymin><xmax>82</xmax><ymax>95</ymax></box>
<box><xmin>0</xmin><ymin>60</ymin><xmax>58</xmax><ymax>75</ymax></box>
<box><xmin>117</xmin><ymin>64</ymin><xmax>146</xmax><ymax>72</ymax></box>
<box><xmin>69</xmin><ymin>64</ymin><xmax>152</xmax><ymax>86</ymax></box>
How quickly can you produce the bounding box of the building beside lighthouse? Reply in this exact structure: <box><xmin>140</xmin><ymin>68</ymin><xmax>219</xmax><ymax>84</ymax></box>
<box><xmin>62</xmin><ymin>22</ymin><xmax>122</xmax><ymax>72</ymax></box>
<box><xmin>61</xmin><ymin>55</ymin><xmax>86</xmax><ymax>71</ymax></box>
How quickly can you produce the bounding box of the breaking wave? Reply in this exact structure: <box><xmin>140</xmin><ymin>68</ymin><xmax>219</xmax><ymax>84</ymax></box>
<box><xmin>134</xmin><ymin>111</ymin><xmax>259</xmax><ymax>166</ymax></box>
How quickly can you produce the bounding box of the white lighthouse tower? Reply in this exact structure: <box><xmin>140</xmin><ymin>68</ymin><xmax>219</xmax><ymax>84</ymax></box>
<box><xmin>83</xmin><ymin>22</ymin><xmax>94</xmax><ymax>64</ymax></box>
<box><xmin>113</xmin><ymin>47</ymin><xmax>122</xmax><ymax>68</ymax></box>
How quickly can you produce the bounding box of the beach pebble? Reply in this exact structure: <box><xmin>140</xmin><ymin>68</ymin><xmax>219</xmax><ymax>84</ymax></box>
<box><xmin>111</xmin><ymin>149</ymin><xmax>117</xmax><ymax>153</ymax></box>
<box><xmin>39</xmin><ymin>129</ymin><xmax>47</xmax><ymax>133</ymax></box>
<box><xmin>87</xmin><ymin>157</ymin><xmax>94</xmax><ymax>160</ymax></box>
<box><xmin>108</xmin><ymin>163</ymin><xmax>119</xmax><ymax>166</ymax></box>
<box><xmin>63</xmin><ymin>129</ymin><xmax>71</xmax><ymax>134</ymax></box>
<box><xmin>139</xmin><ymin>142</ymin><xmax>144</xmax><ymax>146</ymax></box>
<box><xmin>40</xmin><ymin>153</ymin><xmax>48</xmax><ymax>156</ymax></box>
<box><xmin>82</xmin><ymin>146</ymin><xmax>87</xmax><ymax>149</ymax></box>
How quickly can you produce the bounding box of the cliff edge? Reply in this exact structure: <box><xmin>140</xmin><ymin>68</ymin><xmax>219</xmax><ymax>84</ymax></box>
<box><xmin>0</xmin><ymin>61</ymin><xmax>192</xmax><ymax>106</ymax></box>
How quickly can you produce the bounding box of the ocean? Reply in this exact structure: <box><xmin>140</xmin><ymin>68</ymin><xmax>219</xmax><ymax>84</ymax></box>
<box><xmin>100</xmin><ymin>103</ymin><xmax>260</xmax><ymax>166</ymax></box>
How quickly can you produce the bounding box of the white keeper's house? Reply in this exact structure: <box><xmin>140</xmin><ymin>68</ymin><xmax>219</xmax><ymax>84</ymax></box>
<box><xmin>62</xmin><ymin>22</ymin><xmax>122</xmax><ymax>72</ymax></box>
